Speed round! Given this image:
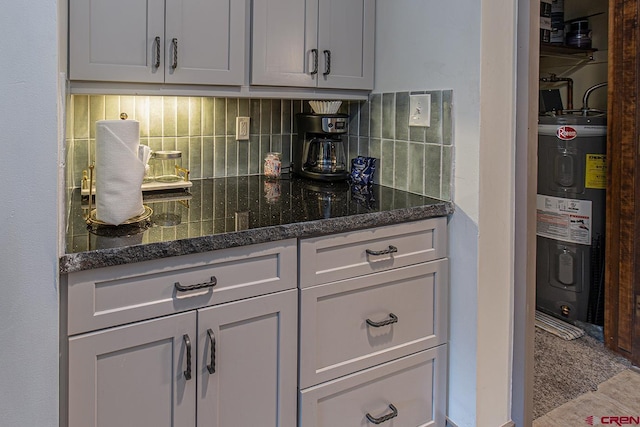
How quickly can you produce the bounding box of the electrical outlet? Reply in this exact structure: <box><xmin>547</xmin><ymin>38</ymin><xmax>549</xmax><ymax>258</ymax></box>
<box><xmin>236</xmin><ymin>117</ymin><xmax>250</xmax><ymax>140</ymax></box>
<box><xmin>409</xmin><ymin>94</ymin><xmax>431</xmax><ymax>127</ymax></box>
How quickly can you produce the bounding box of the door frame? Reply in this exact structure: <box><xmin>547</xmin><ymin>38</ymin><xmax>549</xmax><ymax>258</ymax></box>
<box><xmin>512</xmin><ymin>1</ymin><xmax>640</xmax><ymax>424</ymax></box>
<box><xmin>604</xmin><ymin>0</ymin><xmax>640</xmax><ymax>366</ymax></box>
<box><xmin>511</xmin><ymin>1</ymin><xmax>539</xmax><ymax>425</ymax></box>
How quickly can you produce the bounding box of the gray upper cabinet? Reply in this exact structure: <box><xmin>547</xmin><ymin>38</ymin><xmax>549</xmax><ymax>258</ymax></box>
<box><xmin>251</xmin><ymin>0</ymin><xmax>375</xmax><ymax>90</ymax></box>
<box><xmin>69</xmin><ymin>0</ymin><xmax>245</xmax><ymax>85</ymax></box>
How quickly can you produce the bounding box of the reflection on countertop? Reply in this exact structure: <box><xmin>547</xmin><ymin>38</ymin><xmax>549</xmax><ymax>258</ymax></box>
<box><xmin>62</xmin><ymin>175</ymin><xmax>453</xmax><ymax>274</ymax></box>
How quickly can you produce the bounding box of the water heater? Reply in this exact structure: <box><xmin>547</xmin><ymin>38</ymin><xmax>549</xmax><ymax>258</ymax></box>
<box><xmin>536</xmin><ymin>114</ymin><xmax>606</xmax><ymax>323</ymax></box>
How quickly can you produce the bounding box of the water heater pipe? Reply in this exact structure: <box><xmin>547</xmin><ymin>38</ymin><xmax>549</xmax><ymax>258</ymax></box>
<box><xmin>539</xmin><ymin>74</ymin><xmax>574</xmax><ymax>110</ymax></box>
<box><xmin>581</xmin><ymin>82</ymin><xmax>608</xmax><ymax>116</ymax></box>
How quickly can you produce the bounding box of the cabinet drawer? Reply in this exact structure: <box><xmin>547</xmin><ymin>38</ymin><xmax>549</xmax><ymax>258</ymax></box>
<box><xmin>299</xmin><ymin>259</ymin><xmax>448</xmax><ymax>388</ymax></box>
<box><xmin>299</xmin><ymin>346</ymin><xmax>447</xmax><ymax>427</ymax></box>
<box><xmin>66</xmin><ymin>240</ymin><xmax>297</xmax><ymax>335</ymax></box>
<box><xmin>299</xmin><ymin>217</ymin><xmax>447</xmax><ymax>288</ymax></box>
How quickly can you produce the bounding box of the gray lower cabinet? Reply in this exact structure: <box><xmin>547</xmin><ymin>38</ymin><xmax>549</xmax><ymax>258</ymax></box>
<box><xmin>68</xmin><ymin>311</ymin><xmax>197</xmax><ymax>427</ymax></box>
<box><xmin>64</xmin><ymin>220</ymin><xmax>449</xmax><ymax>426</ymax></box>
<box><xmin>299</xmin><ymin>260</ymin><xmax>448</xmax><ymax>389</ymax></box>
<box><xmin>299</xmin><ymin>346</ymin><xmax>447</xmax><ymax>427</ymax></box>
<box><xmin>68</xmin><ymin>290</ymin><xmax>297</xmax><ymax>427</ymax></box>
<box><xmin>196</xmin><ymin>290</ymin><xmax>298</xmax><ymax>427</ymax></box>
<box><xmin>65</xmin><ymin>240</ymin><xmax>298</xmax><ymax>427</ymax></box>
<box><xmin>298</xmin><ymin>218</ymin><xmax>448</xmax><ymax>427</ymax></box>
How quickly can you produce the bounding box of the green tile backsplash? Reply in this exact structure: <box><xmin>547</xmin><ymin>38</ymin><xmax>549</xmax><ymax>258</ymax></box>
<box><xmin>364</xmin><ymin>90</ymin><xmax>454</xmax><ymax>200</ymax></box>
<box><xmin>67</xmin><ymin>91</ymin><xmax>453</xmax><ymax>201</ymax></box>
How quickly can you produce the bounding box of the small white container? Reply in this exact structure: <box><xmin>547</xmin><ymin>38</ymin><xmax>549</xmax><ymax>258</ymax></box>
<box><xmin>264</xmin><ymin>152</ymin><xmax>282</xmax><ymax>179</ymax></box>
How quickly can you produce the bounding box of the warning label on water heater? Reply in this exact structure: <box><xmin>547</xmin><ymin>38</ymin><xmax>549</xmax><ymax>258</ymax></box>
<box><xmin>536</xmin><ymin>195</ymin><xmax>592</xmax><ymax>245</ymax></box>
<box><xmin>585</xmin><ymin>154</ymin><xmax>606</xmax><ymax>189</ymax></box>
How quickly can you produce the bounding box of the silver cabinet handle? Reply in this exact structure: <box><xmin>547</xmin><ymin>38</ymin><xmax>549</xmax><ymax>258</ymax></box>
<box><xmin>154</xmin><ymin>36</ymin><xmax>161</xmax><ymax>68</ymax></box>
<box><xmin>365</xmin><ymin>245</ymin><xmax>398</xmax><ymax>256</ymax></box>
<box><xmin>366</xmin><ymin>404</ymin><xmax>398</xmax><ymax>424</ymax></box>
<box><xmin>366</xmin><ymin>313</ymin><xmax>398</xmax><ymax>328</ymax></box>
<box><xmin>171</xmin><ymin>38</ymin><xmax>178</xmax><ymax>69</ymax></box>
<box><xmin>311</xmin><ymin>49</ymin><xmax>318</xmax><ymax>75</ymax></box>
<box><xmin>323</xmin><ymin>50</ymin><xmax>331</xmax><ymax>76</ymax></box>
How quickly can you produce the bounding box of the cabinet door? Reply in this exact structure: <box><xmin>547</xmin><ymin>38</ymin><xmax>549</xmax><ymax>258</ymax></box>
<box><xmin>69</xmin><ymin>0</ymin><xmax>165</xmax><ymax>82</ymax></box>
<box><xmin>197</xmin><ymin>290</ymin><xmax>298</xmax><ymax>427</ymax></box>
<box><xmin>251</xmin><ymin>0</ymin><xmax>318</xmax><ymax>87</ymax></box>
<box><xmin>317</xmin><ymin>0</ymin><xmax>375</xmax><ymax>90</ymax></box>
<box><xmin>68</xmin><ymin>312</ymin><xmax>196</xmax><ymax>427</ymax></box>
<box><xmin>165</xmin><ymin>0</ymin><xmax>245</xmax><ymax>85</ymax></box>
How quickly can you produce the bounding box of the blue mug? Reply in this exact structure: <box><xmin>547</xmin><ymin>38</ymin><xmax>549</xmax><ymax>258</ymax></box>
<box><xmin>350</xmin><ymin>156</ymin><xmax>377</xmax><ymax>185</ymax></box>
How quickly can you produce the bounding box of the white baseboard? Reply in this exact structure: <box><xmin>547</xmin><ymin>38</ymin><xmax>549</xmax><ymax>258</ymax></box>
<box><xmin>445</xmin><ymin>417</ymin><xmax>459</xmax><ymax>427</ymax></box>
<box><xmin>446</xmin><ymin>418</ymin><xmax>515</xmax><ymax>427</ymax></box>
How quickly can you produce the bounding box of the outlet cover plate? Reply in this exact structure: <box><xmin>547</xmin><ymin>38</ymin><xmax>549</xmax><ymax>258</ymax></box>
<box><xmin>236</xmin><ymin>117</ymin><xmax>250</xmax><ymax>140</ymax></box>
<box><xmin>409</xmin><ymin>94</ymin><xmax>431</xmax><ymax>127</ymax></box>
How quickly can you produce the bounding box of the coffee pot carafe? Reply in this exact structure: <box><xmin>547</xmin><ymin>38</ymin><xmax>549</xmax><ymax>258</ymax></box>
<box><xmin>293</xmin><ymin>113</ymin><xmax>349</xmax><ymax>181</ymax></box>
<box><xmin>304</xmin><ymin>137</ymin><xmax>346</xmax><ymax>174</ymax></box>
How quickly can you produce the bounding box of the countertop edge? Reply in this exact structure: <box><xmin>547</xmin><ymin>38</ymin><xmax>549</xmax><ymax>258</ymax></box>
<box><xmin>59</xmin><ymin>202</ymin><xmax>453</xmax><ymax>274</ymax></box>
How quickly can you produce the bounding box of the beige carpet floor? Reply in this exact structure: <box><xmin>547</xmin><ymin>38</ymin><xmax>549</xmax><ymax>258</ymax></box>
<box><xmin>534</xmin><ymin>369</ymin><xmax>640</xmax><ymax>425</ymax></box>
<box><xmin>534</xmin><ymin>327</ymin><xmax>633</xmax><ymax>419</ymax></box>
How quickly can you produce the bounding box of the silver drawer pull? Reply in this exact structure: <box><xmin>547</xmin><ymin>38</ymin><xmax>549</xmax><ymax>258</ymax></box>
<box><xmin>366</xmin><ymin>403</ymin><xmax>398</xmax><ymax>424</ymax></box>
<box><xmin>175</xmin><ymin>276</ymin><xmax>217</xmax><ymax>292</ymax></box>
<box><xmin>366</xmin><ymin>313</ymin><xmax>398</xmax><ymax>328</ymax></box>
<box><xmin>365</xmin><ymin>245</ymin><xmax>398</xmax><ymax>256</ymax></box>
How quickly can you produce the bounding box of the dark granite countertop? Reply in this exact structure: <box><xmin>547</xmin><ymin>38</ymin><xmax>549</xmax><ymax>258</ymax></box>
<box><xmin>60</xmin><ymin>175</ymin><xmax>453</xmax><ymax>274</ymax></box>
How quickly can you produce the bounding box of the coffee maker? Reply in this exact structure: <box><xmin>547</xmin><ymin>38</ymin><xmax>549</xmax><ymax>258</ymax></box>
<box><xmin>293</xmin><ymin>113</ymin><xmax>349</xmax><ymax>181</ymax></box>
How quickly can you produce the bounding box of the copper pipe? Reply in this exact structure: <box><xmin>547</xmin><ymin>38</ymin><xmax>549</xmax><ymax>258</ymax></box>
<box><xmin>539</xmin><ymin>74</ymin><xmax>574</xmax><ymax>110</ymax></box>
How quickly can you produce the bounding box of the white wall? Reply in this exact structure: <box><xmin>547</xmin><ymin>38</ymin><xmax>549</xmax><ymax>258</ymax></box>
<box><xmin>375</xmin><ymin>1</ymin><xmax>517</xmax><ymax>425</ymax></box>
<box><xmin>0</xmin><ymin>1</ymin><xmax>60</xmax><ymax>426</ymax></box>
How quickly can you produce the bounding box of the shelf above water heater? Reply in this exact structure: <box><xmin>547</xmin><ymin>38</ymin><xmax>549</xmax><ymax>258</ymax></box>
<box><xmin>540</xmin><ymin>43</ymin><xmax>600</xmax><ymax>77</ymax></box>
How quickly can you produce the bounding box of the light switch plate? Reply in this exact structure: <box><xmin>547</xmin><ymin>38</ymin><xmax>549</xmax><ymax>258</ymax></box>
<box><xmin>236</xmin><ymin>117</ymin><xmax>250</xmax><ymax>140</ymax></box>
<box><xmin>409</xmin><ymin>94</ymin><xmax>431</xmax><ymax>127</ymax></box>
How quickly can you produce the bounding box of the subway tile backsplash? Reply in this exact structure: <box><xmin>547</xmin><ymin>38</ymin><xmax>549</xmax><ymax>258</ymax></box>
<box><xmin>360</xmin><ymin>90</ymin><xmax>454</xmax><ymax>200</ymax></box>
<box><xmin>67</xmin><ymin>91</ymin><xmax>453</xmax><ymax>201</ymax></box>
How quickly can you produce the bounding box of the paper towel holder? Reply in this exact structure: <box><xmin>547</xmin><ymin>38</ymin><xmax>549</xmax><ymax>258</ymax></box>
<box><xmin>85</xmin><ymin>163</ymin><xmax>153</xmax><ymax>229</ymax></box>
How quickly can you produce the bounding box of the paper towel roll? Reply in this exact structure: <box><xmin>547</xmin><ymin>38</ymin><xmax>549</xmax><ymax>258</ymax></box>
<box><xmin>95</xmin><ymin>120</ymin><xmax>145</xmax><ymax>225</ymax></box>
